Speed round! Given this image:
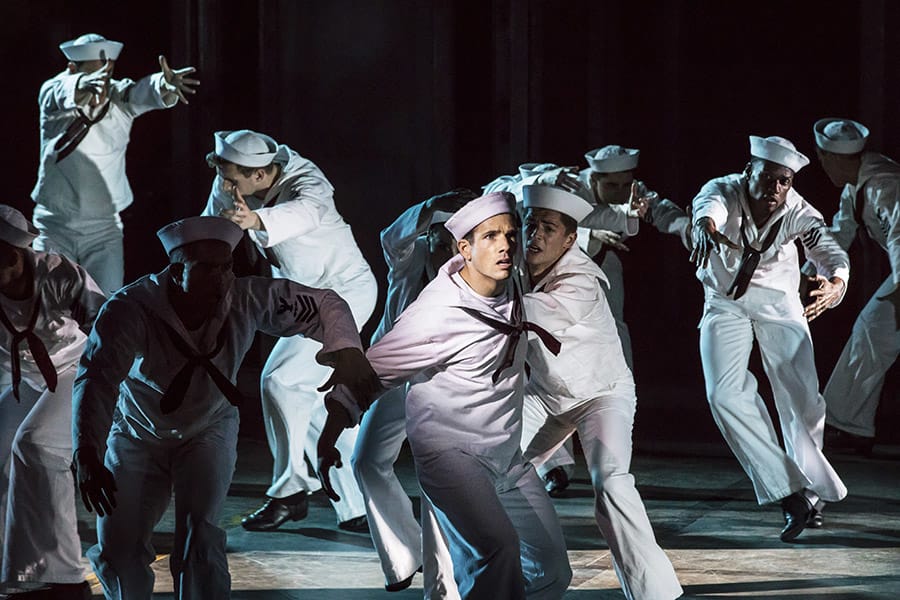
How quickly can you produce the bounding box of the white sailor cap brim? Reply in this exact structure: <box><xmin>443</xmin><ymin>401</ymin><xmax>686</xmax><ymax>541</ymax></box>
<box><xmin>444</xmin><ymin>192</ymin><xmax>515</xmax><ymax>240</ymax></box>
<box><xmin>214</xmin><ymin>130</ymin><xmax>278</xmax><ymax>168</ymax></box>
<box><xmin>522</xmin><ymin>185</ymin><xmax>593</xmax><ymax>223</ymax></box>
<box><xmin>0</xmin><ymin>205</ymin><xmax>38</xmax><ymax>249</ymax></box>
<box><xmin>814</xmin><ymin>118</ymin><xmax>869</xmax><ymax>154</ymax></box>
<box><xmin>584</xmin><ymin>146</ymin><xmax>640</xmax><ymax>173</ymax></box>
<box><xmin>157</xmin><ymin>216</ymin><xmax>244</xmax><ymax>256</ymax></box>
<box><xmin>59</xmin><ymin>34</ymin><xmax>123</xmax><ymax>61</ymax></box>
<box><xmin>749</xmin><ymin>135</ymin><xmax>809</xmax><ymax>172</ymax></box>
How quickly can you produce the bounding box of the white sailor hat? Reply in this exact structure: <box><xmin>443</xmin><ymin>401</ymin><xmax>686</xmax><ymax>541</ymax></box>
<box><xmin>59</xmin><ymin>33</ymin><xmax>123</xmax><ymax>62</ymax></box>
<box><xmin>518</xmin><ymin>162</ymin><xmax>559</xmax><ymax>179</ymax></box>
<box><xmin>0</xmin><ymin>205</ymin><xmax>38</xmax><ymax>249</ymax></box>
<box><xmin>444</xmin><ymin>192</ymin><xmax>515</xmax><ymax>240</ymax></box>
<box><xmin>522</xmin><ymin>185</ymin><xmax>593</xmax><ymax>223</ymax></box>
<box><xmin>749</xmin><ymin>135</ymin><xmax>809</xmax><ymax>173</ymax></box>
<box><xmin>156</xmin><ymin>216</ymin><xmax>243</xmax><ymax>256</ymax></box>
<box><xmin>213</xmin><ymin>130</ymin><xmax>278</xmax><ymax>168</ymax></box>
<box><xmin>814</xmin><ymin>118</ymin><xmax>869</xmax><ymax>154</ymax></box>
<box><xmin>584</xmin><ymin>145</ymin><xmax>640</xmax><ymax>173</ymax></box>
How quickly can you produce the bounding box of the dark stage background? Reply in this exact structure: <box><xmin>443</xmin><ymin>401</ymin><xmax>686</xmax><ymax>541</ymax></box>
<box><xmin>4</xmin><ymin>0</ymin><xmax>898</xmax><ymax>444</ymax></box>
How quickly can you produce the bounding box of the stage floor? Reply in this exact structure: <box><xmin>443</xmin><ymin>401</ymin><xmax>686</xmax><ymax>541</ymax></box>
<box><xmin>77</xmin><ymin>437</ymin><xmax>900</xmax><ymax>599</ymax></box>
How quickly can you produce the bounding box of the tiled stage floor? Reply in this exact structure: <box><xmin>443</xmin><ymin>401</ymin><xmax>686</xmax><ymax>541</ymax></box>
<box><xmin>75</xmin><ymin>434</ymin><xmax>900</xmax><ymax>599</ymax></box>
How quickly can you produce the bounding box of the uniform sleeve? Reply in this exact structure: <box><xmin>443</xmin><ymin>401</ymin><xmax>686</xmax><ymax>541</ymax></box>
<box><xmin>250</xmin><ymin>279</ymin><xmax>364</xmax><ymax>364</ymax></box>
<box><xmin>867</xmin><ymin>177</ymin><xmax>900</xmax><ymax>286</ymax></box>
<box><xmin>250</xmin><ymin>163</ymin><xmax>337</xmax><ymax>247</ymax></box>
<box><xmin>794</xmin><ymin>207</ymin><xmax>851</xmax><ymax>304</ymax></box>
<box><xmin>482</xmin><ymin>174</ymin><xmax>520</xmax><ymax>194</ymax></box>
<box><xmin>692</xmin><ymin>179</ymin><xmax>730</xmax><ymax>228</ymax></box>
<box><xmin>38</xmin><ymin>73</ymin><xmax>82</xmax><ymax>114</ymax></box>
<box><xmin>72</xmin><ymin>298</ymin><xmax>145</xmax><ymax>453</ymax></box>
<box><xmin>523</xmin><ymin>272</ymin><xmax>602</xmax><ymax>333</ymax></box>
<box><xmin>642</xmin><ymin>182</ymin><xmax>690</xmax><ymax>248</ymax></box>
<box><xmin>576</xmin><ymin>203</ymin><xmax>639</xmax><ymax>256</ymax></box>
<box><xmin>380</xmin><ymin>201</ymin><xmax>430</xmax><ymax>271</ymax></box>
<box><xmin>827</xmin><ymin>185</ymin><xmax>861</xmax><ymax>251</ymax></box>
<box><xmin>58</xmin><ymin>259</ymin><xmax>107</xmax><ymax>333</ymax></box>
<box><xmin>112</xmin><ymin>73</ymin><xmax>177</xmax><ymax>118</ymax></box>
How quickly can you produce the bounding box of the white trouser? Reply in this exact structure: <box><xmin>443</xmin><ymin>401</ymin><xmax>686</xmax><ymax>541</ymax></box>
<box><xmin>598</xmin><ymin>252</ymin><xmax>632</xmax><ymax>369</ymax></box>
<box><xmin>351</xmin><ymin>388</ymin><xmax>459</xmax><ymax>599</ymax></box>
<box><xmin>699</xmin><ymin>294</ymin><xmax>847</xmax><ymax>504</ymax></box>
<box><xmin>89</xmin><ymin>410</ymin><xmax>239</xmax><ymax>600</ymax></box>
<box><xmin>1</xmin><ymin>367</ymin><xmax>83</xmax><ymax>584</ymax></box>
<box><xmin>261</xmin><ymin>274</ymin><xmax>376</xmax><ymax>522</ymax></box>
<box><xmin>535</xmin><ymin>438</ymin><xmax>574</xmax><ymax>479</ymax></box>
<box><xmin>825</xmin><ymin>277</ymin><xmax>900</xmax><ymax>437</ymax></box>
<box><xmin>415</xmin><ymin>448</ymin><xmax>571</xmax><ymax>600</ymax></box>
<box><xmin>522</xmin><ymin>387</ymin><xmax>682</xmax><ymax>600</ymax></box>
<box><xmin>32</xmin><ymin>207</ymin><xmax>124</xmax><ymax>295</ymax></box>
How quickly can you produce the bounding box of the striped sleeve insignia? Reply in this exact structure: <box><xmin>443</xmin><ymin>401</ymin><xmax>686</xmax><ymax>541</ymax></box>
<box><xmin>276</xmin><ymin>294</ymin><xmax>319</xmax><ymax>323</ymax></box>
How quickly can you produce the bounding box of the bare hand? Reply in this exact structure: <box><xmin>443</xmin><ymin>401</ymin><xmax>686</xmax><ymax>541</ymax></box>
<box><xmin>426</xmin><ymin>188</ymin><xmax>477</xmax><ymax>213</ymax></box>
<box><xmin>590</xmin><ymin>229</ymin><xmax>630</xmax><ymax>252</ymax></box>
<box><xmin>628</xmin><ymin>181</ymin><xmax>650</xmax><ymax>219</ymax></box>
<box><xmin>689</xmin><ymin>217</ymin><xmax>740</xmax><ymax>268</ymax></box>
<box><xmin>804</xmin><ymin>276</ymin><xmax>846</xmax><ymax>321</ymax></box>
<box><xmin>876</xmin><ymin>285</ymin><xmax>900</xmax><ymax>330</ymax></box>
<box><xmin>159</xmin><ymin>55</ymin><xmax>199</xmax><ymax>105</ymax></box>
<box><xmin>316</xmin><ymin>445</ymin><xmax>343</xmax><ymax>502</ymax></box>
<box><xmin>219</xmin><ymin>186</ymin><xmax>261</xmax><ymax>230</ymax></box>
<box><xmin>73</xmin><ymin>447</ymin><xmax>117</xmax><ymax>517</ymax></box>
<box><xmin>76</xmin><ymin>51</ymin><xmax>113</xmax><ymax>105</ymax></box>
<box><xmin>315</xmin><ymin>408</ymin><xmax>351</xmax><ymax>502</ymax></box>
<box><xmin>317</xmin><ymin>348</ymin><xmax>382</xmax><ymax>411</ymax></box>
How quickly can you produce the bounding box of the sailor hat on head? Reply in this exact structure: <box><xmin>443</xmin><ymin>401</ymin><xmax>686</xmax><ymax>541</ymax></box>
<box><xmin>214</xmin><ymin>130</ymin><xmax>278</xmax><ymax>168</ymax></box>
<box><xmin>749</xmin><ymin>135</ymin><xmax>809</xmax><ymax>173</ymax></box>
<box><xmin>156</xmin><ymin>216</ymin><xmax>243</xmax><ymax>256</ymax></box>
<box><xmin>522</xmin><ymin>185</ymin><xmax>593</xmax><ymax>223</ymax></box>
<box><xmin>584</xmin><ymin>145</ymin><xmax>640</xmax><ymax>173</ymax></box>
<box><xmin>814</xmin><ymin>118</ymin><xmax>869</xmax><ymax>154</ymax></box>
<box><xmin>444</xmin><ymin>192</ymin><xmax>515</xmax><ymax>240</ymax></box>
<box><xmin>59</xmin><ymin>33</ymin><xmax>123</xmax><ymax>62</ymax></box>
<box><xmin>0</xmin><ymin>205</ymin><xmax>38</xmax><ymax>249</ymax></box>
<box><xmin>518</xmin><ymin>162</ymin><xmax>559</xmax><ymax>179</ymax></box>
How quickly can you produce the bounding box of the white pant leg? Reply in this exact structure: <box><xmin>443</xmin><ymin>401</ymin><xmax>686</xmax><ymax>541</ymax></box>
<box><xmin>420</xmin><ymin>494</ymin><xmax>460</xmax><ymax>600</ymax></box>
<box><xmin>571</xmin><ymin>389</ymin><xmax>682</xmax><ymax>600</ymax></box>
<box><xmin>89</xmin><ymin>420</ymin><xmax>184</xmax><ymax>600</ymax></box>
<box><xmin>34</xmin><ymin>217</ymin><xmax>124</xmax><ymax>295</ymax></box>
<box><xmin>699</xmin><ymin>307</ymin><xmax>810</xmax><ymax>504</ymax></box>
<box><xmin>261</xmin><ymin>335</ymin><xmax>365</xmax><ymax>521</ymax></box>
<box><xmin>825</xmin><ymin>277</ymin><xmax>900</xmax><ymax>437</ymax></box>
<box><xmin>0</xmin><ymin>381</ymin><xmax>35</xmax><ymax>549</ymax></box>
<box><xmin>521</xmin><ymin>394</ymin><xmax>575</xmax><ymax>476</ymax></box>
<box><xmin>351</xmin><ymin>389</ymin><xmax>422</xmax><ymax>584</ymax></box>
<box><xmin>599</xmin><ymin>253</ymin><xmax>632</xmax><ymax>370</ymax></box>
<box><xmin>2</xmin><ymin>368</ymin><xmax>84</xmax><ymax>584</ymax></box>
<box><xmin>169</xmin><ymin>412</ymin><xmax>239</xmax><ymax>600</ymax></box>
<box><xmin>755</xmin><ymin>318</ymin><xmax>847</xmax><ymax>504</ymax></box>
<box><xmin>416</xmin><ymin>450</ymin><xmax>571</xmax><ymax>600</ymax></box>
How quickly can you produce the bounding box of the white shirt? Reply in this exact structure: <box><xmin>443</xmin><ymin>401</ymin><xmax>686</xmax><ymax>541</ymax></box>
<box><xmin>31</xmin><ymin>71</ymin><xmax>177</xmax><ymax>220</ymax></box>
<box><xmin>692</xmin><ymin>173</ymin><xmax>850</xmax><ymax>304</ymax></box>
<box><xmin>203</xmin><ymin>146</ymin><xmax>374</xmax><ymax>296</ymax></box>
<box><xmin>73</xmin><ymin>272</ymin><xmax>363</xmax><ymax>452</ymax></box>
<box><xmin>0</xmin><ymin>251</ymin><xmax>105</xmax><ymax>390</ymax></box>
<box><xmin>522</xmin><ymin>246</ymin><xmax>633</xmax><ymax>414</ymax></box>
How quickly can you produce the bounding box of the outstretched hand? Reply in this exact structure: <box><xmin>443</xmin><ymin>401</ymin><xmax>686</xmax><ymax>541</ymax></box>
<box><xmin>804</xmin><ymin>276</ymin><xmax>846</xmax><ymax>322</ymax></box>
<box><xmin>73</xmin><ymin>447</ymin><xmax>117</xmax><ymax>517</ymax></box>
<box><xmin>159</xmin><ymin>55</ymin><xmax>199</xmax><ymax>104</ymax></box>
<box><xmin>75</xmin><ymin>50</ymin><xmax>113</xmax><ymax>106</ymax></box>
<box><xmin>689</xmin><ymin>217</ymin><xmax>740</xmax><ymax>268</ymax></box>
<box><xmin>590</xmin><ymin>229</ymin><xmax>630</xmax><ymax>252</ymax></box>
<box><xmin>317</xmin><ymin>348</ymin><xmax>381</xmax><ymax>411</ymax></box>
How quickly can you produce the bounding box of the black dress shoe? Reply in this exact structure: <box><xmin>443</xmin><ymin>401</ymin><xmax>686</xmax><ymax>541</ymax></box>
<box><xmin>385</xmin><ymin>566</ymin><xmax>421</xmax><ymax>592</ymax></box>
<box><xmin>806</xmin><ymin>507</ymin><xmax>824</xmax><ymax>528</ymax></box>
<box><xmin>241</xmin><ymin>492</ymin><xmax>309</xmax><ymax>531</ymax></box>
<box><xmin>824</xmin><ymin>424</ymin><xmax>875</xmax><ymax>457</ymax></box>
<box><xmin>780</xmin><ymin>492</ymin><xmax>813</xmax><ymax>542</ymax></box>
<box><xmin>338</xmin><ymin>514</ymin><xmax>370</xmax><ymax>533</ymax></box>
<box><xmin>544</xmin><ymin>466</ymin><xmax>570</xmax><ymax>498</ymax></box>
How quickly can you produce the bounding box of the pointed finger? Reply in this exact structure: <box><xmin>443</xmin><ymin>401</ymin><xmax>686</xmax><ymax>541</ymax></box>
<box><xmin>159</xmin><ymin>55</ymin><xmax>170</xmax><ymax>73</ymax></box>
